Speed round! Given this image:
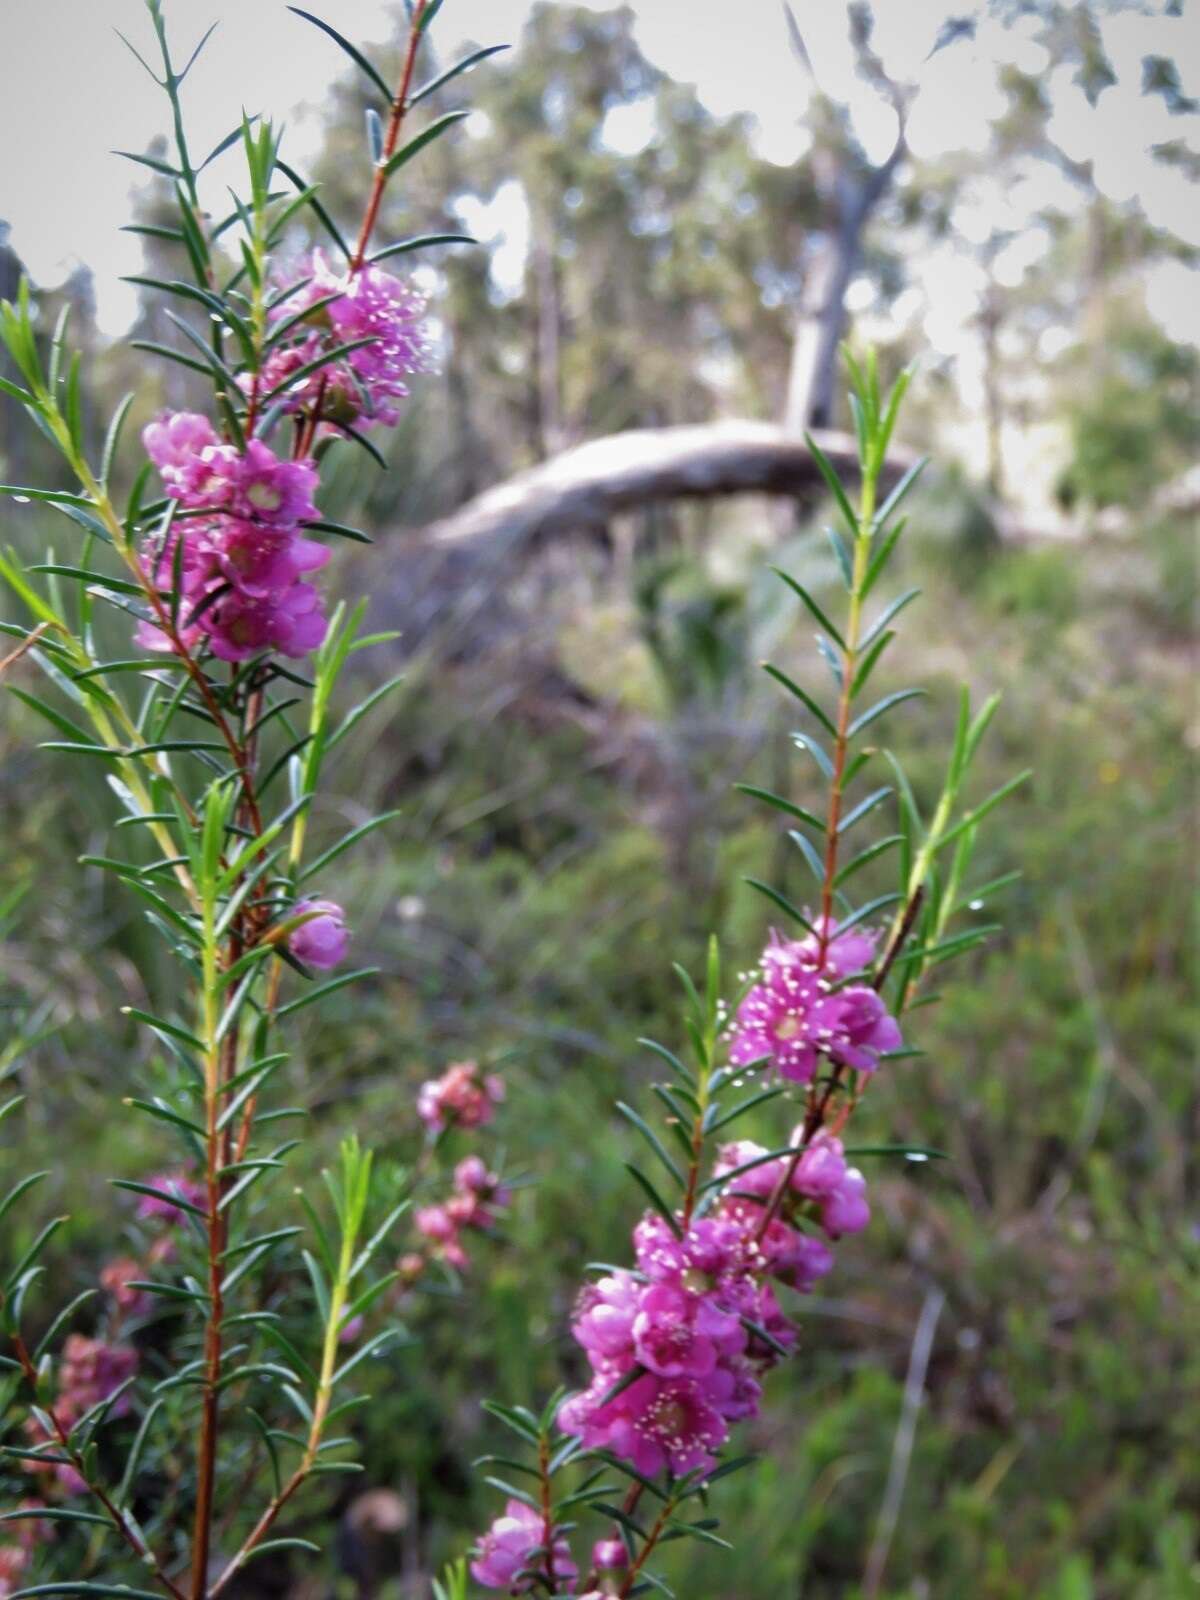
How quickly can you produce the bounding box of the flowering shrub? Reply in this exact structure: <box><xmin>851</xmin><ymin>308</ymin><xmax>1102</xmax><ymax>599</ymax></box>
<box><xmin>462</xmin><ymin>363</ymin><xmax>1026</xmax><ymax>1594</ymax></box>
<box><xmin>0</xmin><ymin>2</ymin><xmax>1024</xmax><ymax>1595</ymax></box>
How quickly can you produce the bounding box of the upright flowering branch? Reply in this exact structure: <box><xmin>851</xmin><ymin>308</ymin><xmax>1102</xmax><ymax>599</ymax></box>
<box><xmin>0</xmin><ymin>2</ymin><xmax>505</xmax><ymax>1592</ymax></box>
<box><xmin>466</xmin><ymin>357</ymin><xmax>1027</xmax><ymax>1595</ymax></box>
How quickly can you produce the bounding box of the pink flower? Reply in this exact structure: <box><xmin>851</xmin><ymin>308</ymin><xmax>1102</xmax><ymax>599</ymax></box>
<box><xmin>471</xmin><ymin>1499</ymin><xmax>577</xmax><ymax>1593</ymax></box>
<box><xmin>416</xmin><ymin>1060</ymin><xmax>505</xmax><ymax>1134</ymax></box>
<box><xmin>592</xmin><ymin>1538</ymin><xmax>627</xmax><ymax>1571</ymax></box>
<box><xmin>713</xmin><ymin>1139</ymin><xmax>787</xmax><ymax>1199</ymax></box>
<box><xmin>729</xmin><ymin>936</ymin><xmax>827</xmax><ymax>1082</ymax></box>
<box><xmin>791</xmin><ymin>1132</ymin><xmax>848</xmax><ymax>1199</ymax></box>
<box><xmin>267</xmin><ymin>251</ymin><xmax>433</xmax><ymax>428</ymax></box>
<box><xmin>205</xmin><ymin>580</ymin><xmax>327</xmax><ymax>662</ymax></box>
<box><xmin>339</xmin><ymin>1314</ymin><xmax>364</xmax><ymax>1345</ymax></box>
<box><xmin>142</xmin><ymin>411</ymin><xmax>218</xmax><ymax>483</ymax></box>
<box><xmin>798</xmin><ymin>917</ymin><xmax>877</xmax><ymax>980</ymax></box>
<box><xmin>207</xmin><ymin>519</ymin><xmax>328</xmax><ymax>599</ymax></box>
<box><xmin>827</xmin><ymin>985</ymin><xmax>903</xmax><ymax>1073</ymax></box>
<box><xmin>822</xmin><ymin>1167</ymin><xmax>871</xmax><ymax>1238</ymax></box>
<box><xmin>573</xmin><ymin>1274</ymin><xmax>640</xmax><ymax>1366</ymax></box>
<box><xmin>226</xmin><ymin>441</ymin><xmax>319</xmax><ymax>526</ymax></box>
<box><xmin>289</xmin><ymin>899</ymin><xmax>348</xmax><ymax>970</ymax></box>
<box><xmin>632</xmin><ymin>1283</ymin><xmax>743</xmax><ymax>1379</ymax></box>
<box><xmin>603</xmin><ymin>1373</ymin><xmax>729</xmax><ymax>1478</ymax></box>
<box><xmin>730</xmin><ymin>932</ymin><xmax>901</xmax><ymax>1083</ymax></box>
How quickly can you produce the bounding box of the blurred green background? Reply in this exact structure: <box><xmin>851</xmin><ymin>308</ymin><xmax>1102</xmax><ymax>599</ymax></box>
<box><xmin>1</xmin><ymin>3</ymin><xmax>1196</xmax><ymax>1597</ymax></box>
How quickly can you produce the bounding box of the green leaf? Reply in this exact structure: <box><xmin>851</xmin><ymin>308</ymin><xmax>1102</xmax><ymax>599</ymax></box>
<box><xmin>834</xmin><ymin>834</ymin><xmax>903</xmax><ymax>888</ymax></box>
<box><xmin>665</xmin><ymin>1518</ymin><xmax>733</xmax><ymax>1550</ymax></box>
<box><xmin>760</xmin><ymin>661</ymin><xmax>837</xmax><ymax>737</ymax></box>
<box><xmin>5</xmin><ymin>1217</ymin><xmax>67</xmax><ymax>1293</ymax></box>
<box><xmin>825</xmin><ymin>525</ymin><xmax>853</xmax><ymax>587</ymax></box>
<box><xmin>327</xmin><ymin>673</ymin><xmax>405</xmax><ymax>749</ymax></box>
<box><xmin>480</xmin><ymin>1400</ymin><xmax>540</xmax><ymax>1445</ymax></box>
<box><xmin>120</xmin><ymin>1008</ymin><xmax>205</xmax><ymax>1052</ymax></box>
<box><xmin>743</xmin><ymin>877</ymin><xmax>818</xmax><ymax>934</ymax></box>
<box><xmin>274</xmin><ymin>967</ymin><xmax>379</xmax><ymax>1020</ymax></box>
<box><xmin>10</xmin><ymin>1588</ymin><xmax>167</xmax><ymax>1599</ymax></box>
<box><xmin>706</xmin><ymin>1085</ymin><xmax>786</xmax><ymax>1134</ymax></box>
<box><xmin>636</xmin><ymin>1037</ymin><xmax>694</xmax><ymax>1087</ymax></box>
<box><xmin>286</xmin><ymin>8</ymin><xmax>392</xmax><ymax>99</ymax></box>
<box><xmin>859</xmin><ymin>516</ymin><xmax>907</xmax><ymax>602</ymax></box>
<box><xmin>874</xmin><ymin>364</ymin><xmax>913</xmax><ymax>465</ymax></box>
<box><xmin>843</xmin><ymin>1144</ymin><xmax>948</xmax><ymax>1161</ymax></box>
<box><xmin>371</xmin><ymin>233</ymin><xmax>477</xmax><ymax>265</ymax></box>
<box><xmin>792</xmin><ymin>730</ymin><xmax>834</xmax><ymax>780</ymax></box>
<box><xmin>239</xmin><ymin>1539</ymin><xmax>322</xmax><ymax>1565</ymax></box>
<box><xmin>124</xmin><ymin>1099</ymin><xmax>205</xmax><ymax>1139</ymax></box>
<box><xmin>804</xmin><ymin>431</ymin><xmax>860</xmax><ymax>539</ymax></box>
<box><xmin>874</xmin><ymin>456</ymin><xmax>928</xmax><ymax>531</ymax></box>
<box><xmin>850</xmin><ymin>628</ymin><xmax>896</xmax><ymax>697</ymax></box>
<box><xmin>859</xmin><ymin>587</ymin><xmax>921</xmax><ymax>651</ymax></box>
<box><xmin>836</xmin><ymin>891</ymin><xmax>902</xmax><ymax>932</ymax></box>
<box><xmin>624</xmin><ymin>1165</ymin><xmax>682</xmax><ymax>1236</ymax></box>
<box><xmin>837</xmin><ymin>786</ymin><xmax>892</xmax><ymax>835</ymax></box>
<box><xmin>299</xmin><ymin>810</ymin><xmax>401</xmax><ymax>883</ymax></box>
<box><xmin>302</xmin><ymin>1249</ymin><xmax>330</xmax><ymax>1323</ymax></box>
<box><xmin>8</xmin><ymin>689</ymin><xmax>100</xmax><ymax>749</ymax></box>
<box><xmin>848</xmin><ymin>689</ymin><xmax>924</xmax><ymax>739</ymax></box>
<box><xmin>699</xmin><ymin>1144</ymin><xmax>797</xmax><ymax>1196</ymax></box>
<box><xmin>0</xmin><ymin>1172</ymin><xmax>49</xmax><ymax>1232</ymax></box>
<box><xmin>381</xmin><ymin>110</ymin><xmax>469</xmax><ymax>177</ymax></box>
<box><xmin>788</xmin><ymin>827</ymin><xmax>826</xmax><ymax>884</ymax></box>
<box><xmin>616</xmin><ymin>1103</ymin><xmax>684</xmax><ymax>1187</ymax></box>
<box><xmin>34</xmin><ymin>1290</ymin><xmax>98</xmax><ymax>1362</ymax></box>
<box><xmin>0</xmin><ymin>485</ymin><xmax>93</xmax><ymax>509</ymax></box>
<box><xmin>110</xmin><ymin>1179</ymin><xmax>206</xmax><ymax>1221</ymax></box>
<box><xmin>734</xmin><ymin>784</ymin><xmax>824</xmax><ymax>833</ymax></box>
<box><xmin>936</xmin><ymin>770</ymin><xmax>1032</xmax><ymax>852</ymax></box>
<box><xmin>0</xmin><ymin>1506</ymin><xmax>110</xmax><ymax>1528</ymax></box>
<box><xmin>130</xmin><ymin>339</ymin><xmax>215</xmax><ymax>380</ymax></box>
<box><xmin>410</xmin><ymin>44</ymin><xmax>510</xmax><ymax>105</ymax></box>
<box><xmin>113</xmin><ymin>148</ymin><xmax>181</xmax><ymax>178</ymax></box>
<box><xmin>276</xmin><ymin>159</ymin><xmax>351</xmax><ymax>259</ymax></box>
<box><xmin>769</xmin><ymin>567</ymin><xmax>846</xmax><ymax>650</ymax></box>
<box><xmin>332</xmin><ymin>1327</ymin><xmax>402</xmax><ymax>1385</ymax></box>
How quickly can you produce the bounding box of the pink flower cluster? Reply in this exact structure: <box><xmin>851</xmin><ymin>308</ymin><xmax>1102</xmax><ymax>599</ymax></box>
<box><xmin>138</xmin><ymin>412</ymin><xmax>329</xmax><ymax>662</ymax></box>
<box><xmin>417</xmin><ymin>1060</ymin><xmax>505</xmax><ymax>1135</ymax></box>
<box><xmin>730</xmin><ymin>922</ymin><xmax>902</xmax><ymax>1083</ymax></box>
<box><xmin>555</xmin><ymin>1126</ymin><xmax>871</xmax><ymax>1483</ymax></box>
<box><xmin>471</xmin><ymin>1498</ymin><xmax>578</xmax><ymax>1594</ymax></box>
<box><xmin>260</xmin><ymin>249</ymin><xmax>432</xmax><ymax>429</ymax></box>
<box><xmin>415</xmin><ymin>1155</ymin><xmax>510</xmax><ymax>1272</ymax></box>
<box><xmin>22</xmin><ymin>1336</ymin><xmax>139</xmax><ymax>1498</ymax></box>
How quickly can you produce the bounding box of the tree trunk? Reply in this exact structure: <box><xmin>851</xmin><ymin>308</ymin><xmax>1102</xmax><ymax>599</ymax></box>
<box><xmin>784</xmin><ymin>147</ymin><xmax>905</xmax><ymax>436</ymax></box>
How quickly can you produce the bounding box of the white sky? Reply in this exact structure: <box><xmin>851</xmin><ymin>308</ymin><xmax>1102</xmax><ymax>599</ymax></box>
<box><xmin>0</xmin><ymin>0</ymin><xmax>1197</xmax><ymax>359</ymax></box>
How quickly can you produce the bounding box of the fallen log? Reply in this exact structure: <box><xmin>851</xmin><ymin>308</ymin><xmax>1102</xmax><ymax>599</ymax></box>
<box><xmin>425</xmin><ymin>421</ymin><xmax>914</xmax><ymax>551</ymax></box>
